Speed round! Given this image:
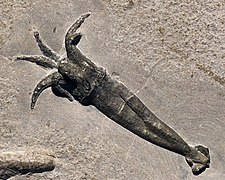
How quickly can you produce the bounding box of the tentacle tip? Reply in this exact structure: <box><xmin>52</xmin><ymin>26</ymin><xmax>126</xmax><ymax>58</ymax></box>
<box><xmin>78</xmin><ymin>12</ymin><xmax>91</xmax><ymax>22</ymax></box>
<box><xmin>33</xmin><ymin>31</ymin><xmax>40</xmax><ymax>38</ymax></box>
<box><xmin>31</xmin><ymin>97</ymin><xmax>37</xmax><ymax>109</ymax></box>
<box><xmin>83</xmin><ymin>12</ymin><xmax>91</xmax><ymax>18</ymax></box>
<box><xmin>14</xmin><ymin>56</ymin><xmax>22</xmax><ymax>61</ymax></box>
<box><xmin>68</xmin><ymin>97</ymin><xmax>74</xmax><ymax>102</ymax></box>
<box><xmin>30</xmin><ymin>103</ymin><xmax>35</xmax><ymax>109</ymax></box>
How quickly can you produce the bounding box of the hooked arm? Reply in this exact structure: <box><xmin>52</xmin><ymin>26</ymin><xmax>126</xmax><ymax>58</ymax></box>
<box><xmin>65</xmin><ymin>13</ymin><xmax>98</xmax><ymax>70</ymax></box>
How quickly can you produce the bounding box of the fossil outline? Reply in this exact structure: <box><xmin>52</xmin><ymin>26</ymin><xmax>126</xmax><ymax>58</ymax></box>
<box><xmin>15</xmin><ymin>13</ymin><xmax>210</xmax><ymax>175</ymax></box>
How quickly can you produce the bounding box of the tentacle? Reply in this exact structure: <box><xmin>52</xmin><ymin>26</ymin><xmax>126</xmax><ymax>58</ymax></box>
<box><xmin>52</xmin><ymin>85</ymin><xmax>74</xmax><ymax>102</ymax></box>
<box><xmin>65</xmin><ymin>12</ymin><xmax>98</xmax><ymax>70</ymax></box>
<box><xmin>31</xmin><ymin>72</ymin><xmax>58</xmax><ymax>109</ymax></box>
<box><xmin>16</xmin><ymin>55</ymin><xmax>57</xmax><ymax>69</ymax></box>
<box><xmin>31</xmin><ymin>72</ymin><xmax>74</xmax><ymax>109</ymax></box>
<box><xmin>65</xmin><ymin>12</ymin><xmax>91</xmax><ymax>43</ymax></box>
<box><xmin>51</xmin><ymin>79</ymin><xmax>74</xmax><ymax>102</ymax></box>
<box><xmin>34</xmin><ymin>31</ymin><xmax>61</xmax><ymax>61</ymax></box>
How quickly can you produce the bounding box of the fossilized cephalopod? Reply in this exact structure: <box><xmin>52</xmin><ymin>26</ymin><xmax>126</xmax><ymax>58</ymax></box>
<box><xmin>16</xmin><ymin>13</ymin><xmax>210</xmax><ymax>175</ymax></box>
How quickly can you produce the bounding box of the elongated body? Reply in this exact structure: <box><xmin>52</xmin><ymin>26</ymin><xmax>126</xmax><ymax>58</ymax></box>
<box><xmin>58</xmin><ymin>63</ymin><xmax>191</xmax><ymax>155</ymax></box>
<box><xmin>90</xmin><ymin>75</ymin><xmax>191</xmax><ymax>156</ymax></box>
<box><xmin>58</xmin><ymin>61</ymin><xmax>192</xmax><ymax>156</ymax></box>
<box><xmin>15</xmin><ymin>13</ymin><xmax>210</xmax><ymax>175</ymax></box>
<box><xmin>58</xmin><ymin>61</ymin><xmax>210</xmax><ymax>175</ymax></box>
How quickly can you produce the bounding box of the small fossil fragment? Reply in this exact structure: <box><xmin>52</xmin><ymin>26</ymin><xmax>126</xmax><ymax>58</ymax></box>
<box><xmin>0</xmin><ymin>150</ymin><xmax>55</xmax><ymax>179</ymax></box>
<box><xmin>15</xmin><ymin>13</ymin><xmax>210</xmax><ymax>175</ymax></box>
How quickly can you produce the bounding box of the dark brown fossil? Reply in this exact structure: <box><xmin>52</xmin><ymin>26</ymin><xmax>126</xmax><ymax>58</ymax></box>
<box><xmin>15</xmin><ymin>13</ymin><xmax>210</xmax><ymax>175</ymax></box>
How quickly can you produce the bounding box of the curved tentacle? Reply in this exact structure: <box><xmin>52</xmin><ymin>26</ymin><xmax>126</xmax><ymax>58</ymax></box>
<box><xmin>65</xmin><ymin>13</ymin><xmax>98</xmax><ymax>70</ymax></box>
<box><xmin>31</xmin><ymin>72</ymin><xmax>58</xmax><ymax>109</ymax></box>
<box><xmin>31</xmin><ymin>72</ymin><xmax>74</xmax><ymax>109</ymax></box>
<box><xmin>65</xmin><ymin>12</ymin><xmax>91</xmax><ymax>43</ymax></box>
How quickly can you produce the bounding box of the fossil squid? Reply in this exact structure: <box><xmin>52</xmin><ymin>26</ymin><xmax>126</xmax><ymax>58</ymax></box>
<box><xmin>15</xmin><ymin>13</ymin><xmax>210</xmax><ymax>175</ymax></box>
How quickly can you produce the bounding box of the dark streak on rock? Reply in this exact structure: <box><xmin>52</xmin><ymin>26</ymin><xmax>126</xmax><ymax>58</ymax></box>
<box><xmin>196</xmin><ymin>63</ymin><xmax>225</xmax><ymax>86</ymax></box>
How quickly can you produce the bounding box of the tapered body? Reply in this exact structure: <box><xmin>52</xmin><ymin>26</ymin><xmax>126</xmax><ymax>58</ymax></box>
<box><xmin>89</xmin><ymin>74</ymin><xmax>192</xmax><ymax>156</ymax></box>
<box><xmin>15</xmin><ymin>13</ymin><xmax>210</xmax><ymax>175</ymax></box>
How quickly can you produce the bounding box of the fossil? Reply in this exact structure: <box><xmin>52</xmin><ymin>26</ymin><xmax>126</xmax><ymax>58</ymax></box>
<box><xmin>15</xmin><ymin>13</ymin><xmax>210</xmax><ymax>175</ymax></box>
<box><xmin>0</xmin><ymin>150</ymin><xmax>55</xmax><ymax>179</ymax></box>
